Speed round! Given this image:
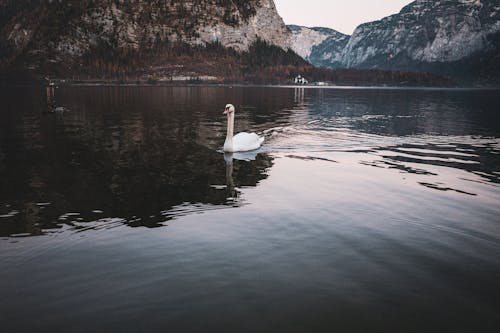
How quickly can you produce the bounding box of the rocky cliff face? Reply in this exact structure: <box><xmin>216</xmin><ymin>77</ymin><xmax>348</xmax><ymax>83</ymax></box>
<box><xmin>341</xmin><ymin>0</ymin><xmax>500</xmax><ymax>68</ymax></box>
<box><xmin>197</xmin><ymin>0</ymin><xmax>290</xmax><ymax>51</ymax></box>
<box><xmin>0</xmin><ymin>0</ymin><xmax>291</xmax><ymax>70</ymax></box>
<box><xmin>289</xmin><ymin>0</ymin><xmax>500</xmax><ymax>82</ymax></box>
<box><xmin>288</xmin><ymin>25</ymin><xmax>349</xmax><ymax>68</ymax></box>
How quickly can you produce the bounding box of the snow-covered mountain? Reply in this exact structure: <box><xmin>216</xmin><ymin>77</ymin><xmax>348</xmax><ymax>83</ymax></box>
<box><xmin>289</xmin><ymin>0</ymin><xmax>500</xmax><ymax>82</ymax></box>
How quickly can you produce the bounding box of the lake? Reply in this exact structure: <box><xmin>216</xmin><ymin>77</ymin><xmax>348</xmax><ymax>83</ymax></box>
<box><xmin>1</xmin><ymin>85</ymin><xmax>499</xmax><ymax>332</ymax></box>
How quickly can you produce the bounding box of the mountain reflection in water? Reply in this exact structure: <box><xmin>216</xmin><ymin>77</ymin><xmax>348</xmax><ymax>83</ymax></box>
<box><xmin>1</xmin><ymin>86</ymin><xmax>500</xmax><ymax>333</ymax></box>
<box><xmin>0</xmin><ymin>86</ymin><xmax>283</xmax><ymax>236</ymax></box>
<box><xmin>0</xmin><ymin>86</ymin><xmax>498</xmax><ymax>238</ymax></box>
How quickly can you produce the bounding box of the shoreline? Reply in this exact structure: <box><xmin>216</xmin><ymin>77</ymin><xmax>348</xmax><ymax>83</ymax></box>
<box><xmin>1</xmin><ymin>81</ymin><xmax>499</xmax><ymax>90</ymax></box>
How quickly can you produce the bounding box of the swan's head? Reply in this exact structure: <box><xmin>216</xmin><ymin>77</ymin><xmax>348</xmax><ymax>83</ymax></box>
<box><xmin>223</xmin><ymin>104</ymin><xmax>235</xmax><ymax>115</ymax></box>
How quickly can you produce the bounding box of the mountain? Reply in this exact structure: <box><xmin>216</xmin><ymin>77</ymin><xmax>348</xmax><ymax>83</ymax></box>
<box><xmin>0</xmin><ymin>0</ymin><xmax>452</xmax><ymax>86</ymax></box>
<box><xmin>288</xmin><ymin>25</ymin><xmax>349</xmax><ymax>68</ymax></box>
<box><xmin>0</xmin><ymin>0</ymin><xmax>290</xmax><ymax>58</ymax></box>
<box><xmin>0</xmin><ymin>0</ymin><xmax>299</xmax><ymax>81</ymax></box>
<box><xmin>289</xmin><ymin>0</ymin><xmax>500</xmax><ymax>83</ymax></box>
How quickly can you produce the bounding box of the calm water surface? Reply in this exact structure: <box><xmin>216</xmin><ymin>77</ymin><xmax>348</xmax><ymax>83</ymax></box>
<box><xmin>1</xmin><ymin>86</ymin><xmax>499</xmax><ymax>332</ymax></box>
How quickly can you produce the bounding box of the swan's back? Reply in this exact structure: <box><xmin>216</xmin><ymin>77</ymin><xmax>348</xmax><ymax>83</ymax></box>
<box><xmin>232</xmin><ymin>132</ymin><xmax>264</xmax><ymax>152</ymax></box>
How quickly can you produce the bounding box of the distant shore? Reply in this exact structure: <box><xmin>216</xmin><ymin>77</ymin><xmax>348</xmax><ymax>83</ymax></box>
<box><xmin>2</xmin><ymin>79</ymin><xmax>498</xmax><ymax>90</ymax></box>
<box><xmin>0</xmin><ymin>64</ymin><xmax>460</xmax><ymax>88</ymax></box>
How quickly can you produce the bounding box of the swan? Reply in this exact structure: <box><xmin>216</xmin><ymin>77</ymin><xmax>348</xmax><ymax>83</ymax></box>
<box><xmin>223</xmin><ymin>104</ymin><xmax>264</xmax><ymax>153</ymax></box>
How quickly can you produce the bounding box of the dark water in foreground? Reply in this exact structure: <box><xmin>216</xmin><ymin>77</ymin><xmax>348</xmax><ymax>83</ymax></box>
<box><xmin>1</xmin><ymin>86</ymin><xmax>499</xmax><ymax>332</ymax></box>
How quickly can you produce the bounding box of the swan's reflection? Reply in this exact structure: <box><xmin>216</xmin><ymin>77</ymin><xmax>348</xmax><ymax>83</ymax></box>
<box><xmin>223</xmin><ymin>151</ymin><xmax>262</xmax><ymax>202</ymax></box>
<box><xmin>224</xmin><ymin>153</ymin><xmax>237</xmax><ymax>200</ymax></box>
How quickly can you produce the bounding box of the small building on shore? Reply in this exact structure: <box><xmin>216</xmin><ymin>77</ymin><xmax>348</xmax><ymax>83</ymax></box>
<box><xmin>294</xmin><ymin>75</ymin><xmax>309</xmax><ymax>85</ymax></box>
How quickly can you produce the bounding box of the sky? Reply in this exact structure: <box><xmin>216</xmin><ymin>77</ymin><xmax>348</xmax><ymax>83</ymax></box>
<box><xmin>274</xmin><ymin>0</ymin><xmax>413</xmax><ymax>35</ymax></box>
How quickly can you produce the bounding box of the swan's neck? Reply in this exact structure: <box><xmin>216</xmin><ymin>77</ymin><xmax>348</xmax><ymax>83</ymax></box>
<box><xmin>226</xmin><ymin>113</ymin><xmax>234</xmax><ymax>140</ymax></box>
<box><xmin>224</xmin><ymin>113</ymin><xmax>234</xmax><ymax>152</ymax></box>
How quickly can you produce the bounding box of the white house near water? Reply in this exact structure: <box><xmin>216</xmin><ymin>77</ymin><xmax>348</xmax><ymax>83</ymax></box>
<box><xmin>294</xmin><ymin>75</ymin><xmax>308</xmax><ymax>85</ymax></box>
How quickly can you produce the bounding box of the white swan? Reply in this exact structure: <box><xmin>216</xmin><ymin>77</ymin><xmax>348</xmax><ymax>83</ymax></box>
<box><xmin>223</xmin><ymin>104</ymin><xmax>264</xmax><ymax>153</ymax></box>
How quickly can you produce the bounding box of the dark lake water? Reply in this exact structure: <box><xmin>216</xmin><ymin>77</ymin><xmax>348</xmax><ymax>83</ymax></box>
<box><xmin>1</xmin><ymin>85</ymin><xmax>499</xmax><ymax>332</ymax></box>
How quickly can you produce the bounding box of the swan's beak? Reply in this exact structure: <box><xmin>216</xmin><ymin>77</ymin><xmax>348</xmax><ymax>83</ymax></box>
<box><xmin>223</xmin><ymin>109</ymin><xmax>229</xmax><ymax>115</ymax></box>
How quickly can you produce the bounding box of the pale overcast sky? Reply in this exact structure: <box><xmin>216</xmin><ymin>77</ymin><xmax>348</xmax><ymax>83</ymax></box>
<box><xmin>274</xmin><ymin>0</ymin><xmax>413</xmax><ymax>34</ymax></box>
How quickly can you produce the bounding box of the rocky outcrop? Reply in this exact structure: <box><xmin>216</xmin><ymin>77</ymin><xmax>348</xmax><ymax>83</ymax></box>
<box><xmin>288</xmin><ymin>25</ymin><xmax>349</xmax><ymax>68</ymax></box>
<box><xmin>0</xmin><ymin>0</ymin><xmax>291</xmax><ymax>69</ymax></box>
<box><xmin>197</xmin><ymin>0</ymin><xmax>290</xmax><ymax>51</ymax></box>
